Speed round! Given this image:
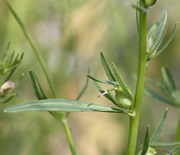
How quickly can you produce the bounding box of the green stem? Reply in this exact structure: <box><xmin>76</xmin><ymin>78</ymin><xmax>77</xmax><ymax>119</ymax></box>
<box><xmin>5</xmin><ymin>0</ymin><xmax>56</xmax><ymax>98</ymax></box>
<box><xmin>127</xmin><ymin>3</ymin><xmax>147</xmax><ymax>155</ymax></box>
<box><xmin>175</xmin><ymin>117</ymin><xmax>180</xmax><ymax>155</ymax></box>
<box><xmin>61</xmin><ymin>118</ymin><xmax>78</xmax><ymax>155</ymax></box>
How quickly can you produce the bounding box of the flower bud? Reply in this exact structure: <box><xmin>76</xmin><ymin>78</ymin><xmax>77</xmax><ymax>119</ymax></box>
<box><xmin>0</xmin><ymin>81</ymin><xmax>15</xmax><ymax>97</ymax></box>
<box><xmin>142</xmin><ymin>0</ymin><xmax>157</xmax><ymax>7</ymax></box>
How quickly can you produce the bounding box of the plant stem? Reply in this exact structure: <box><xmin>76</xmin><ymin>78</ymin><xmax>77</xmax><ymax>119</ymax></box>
<box><xmin>5</xmin><ymin>0</ymin><xmax>56</xmax><ymax>98</ymax></box>
<box><xmin>175</xmin><ymin>117</ymin><xmax>180</xmax><ymax>155</ymax></box>
<box><xmin>61</xmin><ymin>118</ymin><xmax>78</xmax><ymax>155</ymax></box>
<box><xmin>127</xmin><ymin>2</ymin><xmax>147</xmax><ymax>155</ymax></box>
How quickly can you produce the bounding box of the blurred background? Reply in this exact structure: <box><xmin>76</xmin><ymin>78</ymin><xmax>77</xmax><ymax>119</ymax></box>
<box><xmin>0</xmin><ymin>0</ymin><xmax>180</xmax><ymax>154</ymax></box>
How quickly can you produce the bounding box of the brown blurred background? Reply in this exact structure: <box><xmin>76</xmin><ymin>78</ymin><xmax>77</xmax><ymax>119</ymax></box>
<box><xmin>0</xmin><ymin>0</ymin><xmax>180</xmax><ymax>154</ymax></box>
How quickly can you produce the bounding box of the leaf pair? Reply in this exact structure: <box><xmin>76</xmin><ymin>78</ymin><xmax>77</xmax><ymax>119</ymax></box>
<box><xmin>88</xmin><ymin>53</ymin><xmax>133</xmax><ymax>111</ymax></box>
<box><xmin>147</xmin><ymin>11</ymin><xmax>176</xmax><ymax>61</ymax></box>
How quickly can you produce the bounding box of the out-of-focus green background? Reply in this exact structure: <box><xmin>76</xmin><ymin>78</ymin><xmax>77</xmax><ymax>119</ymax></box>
<box><xmin>0</xmin><ymin>0</ymin><xmax>179</xmax><ymax>154</ymax></box>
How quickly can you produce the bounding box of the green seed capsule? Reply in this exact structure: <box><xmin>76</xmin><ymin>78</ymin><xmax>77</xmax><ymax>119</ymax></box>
<box><xmin>142</xmin><ymin>0</ymin><xmax>157</xmax><ymax>7</ymax></box>
<box><xmin>118</xmin><ymin>98</ymin><xmax>132</xmax><ymax>109</ymax></box>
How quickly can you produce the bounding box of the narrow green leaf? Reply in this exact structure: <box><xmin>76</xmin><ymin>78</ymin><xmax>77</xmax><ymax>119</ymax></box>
<box><xmin>141</xmin><ymin>125</ymin><xmax>150</xmax><ymax>155</ymax></box>
<box><xmin>147</xmin><ymin>11</ymin><xmax>168</xmax><ymax>53</ymax></box>
<box><xmin>150</xmin><ymin>108</ymin><xmax>168</xmax><ymax>143</ymax></box>
<box><xmin>4</xmin><ymin>99</ymin><xmax>124</xmax><ymax>113</ymax></box>
<box><xmin>87</xmin><ymin>74</ymin><xmax>119</xmax><ymax>86</ymax></box>
<box><xmin>161</xmin><ymin>66</ymin><xmax>176</xmax><ymax>93</ymax></box>
<box><xmin>29</xmin><ymin>71</ymin><xmax>47</xmax><ymax>100</ymax></box>
<box><xmin>150</xmin><ymin>142</ymin><xmax>180</xmax><ymax>147</ymax></box>
<box><xmin>111</xmin><ymin>63</ymin><xmax>133</xmax><ymax>100</ymax></box>
<box><xmin>155</xmin><ymin>24</ymin><xmax>176</xmax><ymax>58</ymax></box>
<box><xmin>100</xmin><ymin>52</ymin><xmax>116</xmax><ymax>81</ymax></box>
<box><xmin>76</xmin><ymin>75</ymin><xmax>89</xmax><ymax>100</ymax></box>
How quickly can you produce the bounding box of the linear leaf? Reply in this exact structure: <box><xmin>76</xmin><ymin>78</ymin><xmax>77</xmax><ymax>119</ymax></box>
<box><xmin>29</xmin><ymin>71</ymin><xmax>47</xmax><ymax>100</ymax></box>
<box><xmin>156</xmin><ymin>24</ymin><xmax>176</xmax><ymax>58</ymax></box>
<box><xmin>161</xmin><ymin>66</ymin><xmax>176</xmax><ymax>93</ymax></box>
<box><xmin>150</xmin><ymin>109</ymin><xmax>168</xmax><ymax>143</ymax></box>
<box><xmin>111</xmin><ymin>63</ymin><xmax>133</xmax><ymax>100</ymax></box>
<box><xmin>100</xmin><ymin>52</ymin><xmax>116</xmax><ymax>81</ymax></box>
<box><xmin>4</xmin><ymin>99</ymin><xmax>124</xmax><ymax>113</ymax></box>
<box><xmin>87</xmin><ymin>74</ymin><xmax>119</xmax><ymax>86</ymax></box>
<box><xmin>147</xmin><ymin>11</ymin><xmax>168</xmax><ymax>53</ymax></box>
<box><xmin>76</xmin><ymin>75</ymin><xmax>89</xmax><ymax>100</ymax></box>
<box><xmin>141</xmin><ymin>125</ymin><xmax>150</xmax><ymax>155</ymax></box>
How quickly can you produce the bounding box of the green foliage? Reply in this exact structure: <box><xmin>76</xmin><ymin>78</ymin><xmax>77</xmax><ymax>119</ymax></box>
<box><xmin>147</xmin><ymin>11</ymin><xmax>176</xmax><ymax>61</ymax></box>
<box><xmin>137</xmin><ymin>109</ymin><xmax>180</xmax><ymax>154</ymax></box>
<box><xmin>4</xmin><ymin>99</ymin><xmax>124</xmax><ymax>113</ymax></box>
<box><xmin>141</xmin><ymin>126</ymin><xmax>150</xmax><ymax>155</ymax></box>
<box><xmin>150</xmin><ymin>109</ymin><xmax>168</xmax><ymax>143</ymax></box>
<box><xmin>29</xmin><ymin>70</ymin><xmax>47</xmax><ymax>100</ymax></box>
<box><xmin>88</xmin><ymin>53</ymin><xmax>134</xmax><ymax>113</ymax></box>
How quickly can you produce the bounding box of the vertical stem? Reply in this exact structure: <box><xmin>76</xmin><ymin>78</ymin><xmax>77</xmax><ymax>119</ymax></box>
<box><xmin>61</xmin><ymin>118</ymin><xmax>78</xmax><ymax>155</ymax></box>
<box><xmin>175</xmin><ymin>117</ymin><xmax>180</xmax><ymax>155</ymax></box>
<box><xmin>127</xmin><ymin>3</ymin><xmax>147</xmax><ymax>155</ymax></box>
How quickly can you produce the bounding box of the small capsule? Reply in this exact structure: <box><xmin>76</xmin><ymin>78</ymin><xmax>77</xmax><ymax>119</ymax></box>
<box><xmin>118</xmin><ymin>98</ymin><xmax>132</xmax><ymax>109</ymax></box>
